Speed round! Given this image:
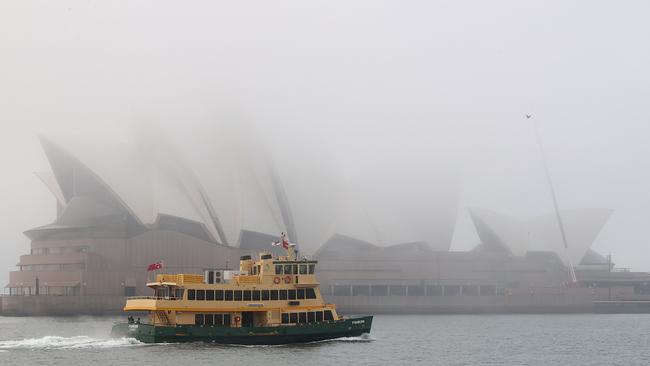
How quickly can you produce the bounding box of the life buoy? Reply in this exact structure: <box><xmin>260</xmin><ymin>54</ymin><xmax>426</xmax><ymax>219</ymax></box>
<box><xmin>234</xmin><ymin>315</ymin><xmax>241</xmax><ymax>323</ymax></box>
<box><xmin>273</xmin><ymin>276</ymin><xmax>281</xmax><ymax>284</ymax></box>
<box><xmin>284</xmin><ymin>275</ymin><xmax>292</xmax><ymax>284</ymax></box>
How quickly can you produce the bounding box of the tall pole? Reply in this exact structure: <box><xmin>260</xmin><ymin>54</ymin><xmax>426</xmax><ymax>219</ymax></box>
<box><xmin>529</xmin><ymin>115</ymin><xmax>577</xmax><ymax>284</ymax></box>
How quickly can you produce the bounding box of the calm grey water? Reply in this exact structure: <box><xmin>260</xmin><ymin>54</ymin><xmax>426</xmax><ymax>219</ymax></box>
<box><xmin>1</xmin><ymin>314</ymin><xmax>649</xmax><ymax>366</ymax></box>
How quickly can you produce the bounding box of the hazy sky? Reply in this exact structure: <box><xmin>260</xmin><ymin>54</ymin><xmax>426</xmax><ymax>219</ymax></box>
<box><xmin>1</xmin><ymin>1</ymin><xmax>650</xmax><ymax>286</ymax></box>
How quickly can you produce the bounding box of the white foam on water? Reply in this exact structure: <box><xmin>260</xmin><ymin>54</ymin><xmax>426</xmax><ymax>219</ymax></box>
<box><xmin>0</xmin><ymin>336</ymin><xmax>143</xmax><ymax>350</ymax></box>
<box><xmin>319</xmin><ymin>333</ymin><xmax>375</xmax><ymax>343</ymax></box>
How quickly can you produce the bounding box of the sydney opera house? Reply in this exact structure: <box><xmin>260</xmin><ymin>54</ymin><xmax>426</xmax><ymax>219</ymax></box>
<box><xmin>3</xmin><ymin>134</ymin><xmax>650</xmax><ymax>315</ymax></box>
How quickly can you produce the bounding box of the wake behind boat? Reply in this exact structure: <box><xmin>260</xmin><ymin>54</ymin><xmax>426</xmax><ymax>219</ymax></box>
<box><xmin>111</xmin><ymin>233</ymin><xmax>373</xmax><ymax>344</ymax></box>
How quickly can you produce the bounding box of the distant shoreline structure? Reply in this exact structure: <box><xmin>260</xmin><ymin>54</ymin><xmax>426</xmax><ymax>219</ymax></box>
<box><xmin>3</xmin><ymin>133</ymin><xmax>650</xmax><ymax>316</ymax></box>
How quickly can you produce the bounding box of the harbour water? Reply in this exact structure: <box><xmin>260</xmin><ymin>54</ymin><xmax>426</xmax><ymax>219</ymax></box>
<box><xmin>1</xmin><ymin>314</ymin><xmax>649</xmax><ymax>366</ymax></box>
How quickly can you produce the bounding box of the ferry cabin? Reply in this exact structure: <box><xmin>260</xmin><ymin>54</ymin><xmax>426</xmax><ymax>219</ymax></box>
<box><xmin>123</xmin><ymin>253</ymin><xmax>340</xmax><ymax>329</ymax></box>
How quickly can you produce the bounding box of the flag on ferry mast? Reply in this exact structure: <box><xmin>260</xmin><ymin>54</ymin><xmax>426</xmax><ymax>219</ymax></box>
<box><xmin>271</xmin><ymin>232</ymin><xmax>291</xmax><ymax>249</ymax></box>
<box><xmin>147</xmin><ymin>261</ymin><xmax>163</xmax><ymax>271</ymax></box>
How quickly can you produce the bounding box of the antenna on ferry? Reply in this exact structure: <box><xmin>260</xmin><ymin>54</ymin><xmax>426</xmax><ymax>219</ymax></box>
<box><xmin>528</xmin><ymin>114</ymin><xmax>577</xmax><ymax>284</ymax></box>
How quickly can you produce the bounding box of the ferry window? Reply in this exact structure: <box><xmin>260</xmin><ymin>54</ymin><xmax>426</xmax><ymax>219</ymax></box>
<box><xmin>308</xmin><ymin>264</ymin><xmax>315</xmax><ymax>274</ymax></box>
<box><xmin>223</xmin><ymin>314</ymin><xmax>231</xmax><ymax>326</ymax></box>
<box><xmin>297</xmin><ymin>289</ymin><xmax>305</xmax><ymax>299</ymax></box>
<box><xmin>197</xmin><ymin>290</ymin><xmax>206</xmax><ymax>301</ymax></box>
<box><xmin>234</xmin><ymin>290</ymin><xmax>243</xmax><ymax>301</ymax></box>
<box><xmin>315</xmin><ymin>311</ymin><xmax>324</xmax><ymax>322</ymax></box>
<box><xmin>284</xmin><ymin>265</ymin><xmax>292</xmax><ymax>274</ymax></box>
<box><xmin>243</xmin><ymin>290</ymin><xmax>252</xmax><ymax>301</ymax></box>
<box><xmin>293</xmin><ymin>265</ymin><xmax>298</xmax><ymax>275</ymax></box>
<box><xmin>307</xmin><ymin>312</ymin><xmax>315</xmax><ymax>323</ymax></box>
<box><xmin>289</xmin><ymin>313</ymin><xmax>298</xmax><ymax>323</ymax></box>
<box><xmin>215</xmin><ymin>314</ymin><xmax>223</xmax><ymax>325</ymax></box>
<box><xmin>298</xmin><ymin>312</ymin><xmax>307</xmax><ymax>324</ymax></box>
<box><xmin>215</xmin><ymin>290</ymin><xmax>224</xmax><ymax>301</ymax></box>
<box><xmin>188</xmin><ymin>289</ymin><xmax>196</xmax><ymax>300</ymax></box>
<box><xmin>225</xmin><ymin>290</ymin><xmax>233</xmax><ymax>301</ymax></box>
<box><xmin>306</xmin><ymin>288</ymin><xmax>316</xmax><ymax>299</ymax></box>
<box><xmin>252</xmin><ymin>290</ymin><xmax>261</xmax><ymax>301</ymax></box>
<box><xmin>206</xmin><ymin>290</ymin><xmax>215</xmax><ymax>301</ymax></box>
<box><xmin>270</xmin><ymin>290</ymin><xmax>279</xmax><ymax>300</ymax></box>
<box><xmin>281</xmin><ymin>313</ymin><xmax>289</xmax><ymax>324</ymax></box>
<box><xmin>275</xmin><ymin>265</ymin><xmax>283</xmax><ymax>275</ymax></box>
<box><xmin>175</xmin><ymin>289</ymin><xmax>185</xmax><ymax>299</ymax></box>
<box><xmin>195</xmin><ymin>314</ymin><xmax>204</xmax><ymax>325</ymax></box>
<box><xmin>205</xmin><ymin>314</ymin><xmax>214</xmax><ymax>325</ymax></box>
<box><xmin>262</xmin><ymin>290</ymin><xmax>270</xmax><ymax>301</ymax></box>
<box><xmin>324</xmin><ymin>310</ymin><xmax>334</xmax><ymax>321</ymax></box>
<box><xmin>299</xmin><ymin>265</ymin><xmax>307</xmax><ymax>275</ymax></box>
<box><xmin>279</xmin><ymin>290</ymin><xmax>288</xmax><ymax>300</ymax></box>
<box><xmin>288</xmin><ymin>289</ymin><xmax>297</xmax><ymax>300</ymax></box>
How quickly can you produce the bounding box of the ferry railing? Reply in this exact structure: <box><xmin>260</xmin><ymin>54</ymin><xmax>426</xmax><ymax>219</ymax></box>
<box><xmin>126</xmin><ymin>296</ymin><xmax>182</xmax><ymax>300</ymax></box>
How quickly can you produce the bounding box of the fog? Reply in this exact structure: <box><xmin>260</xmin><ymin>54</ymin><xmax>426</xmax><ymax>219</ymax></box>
<box><xmin>1</xmin><ymin>1</ymin><xmax>650</xmax><ymax>286</ymax></box>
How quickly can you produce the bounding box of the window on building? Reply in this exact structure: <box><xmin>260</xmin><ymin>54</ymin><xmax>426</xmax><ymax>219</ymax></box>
<box><xmin>444</xmin><ymin>285</ymin><xmax>461</xmax><ymax>296</ymax></box>
<box><xmin>215</xmin><ymin>290</ymin><xmax>224</xmax><ymax>300</ymax></box>
<box><xmin>234</xmin><ymin>290</ymin><xmax>243</xmax><ymax>301</ymax></box>
<box><xmin>408</xmin><ymin>286</ymin><xmax>424</xmax><ymax>296</ymax></box>
<box><xmin>333</xmin><ymin>285</ymin><xmax>351</xmax><ymax>296</ymax></box>
<box><xmin>371</xmin><ymin>285</ymin><xmax>388</xmax><ymax>296</ymax></box>
<box><xmin>426</xmin><ymin>285</ymin><xmax>443</xmax><ymax>296</ymax></box>
<box><xmin>188</xmin><ymin>289</ymin><xmax>196</xmax><ymax>300</ymax></box>
<box><xmin>243</xmin><ymin>290</ymin><xmax>252</xmax><ymax>301</ymax></box>
<box><xmin>352</xmin><ymin>285</ymin><xmax>370</xmax><ymax>296</ymax></box>
<box><xmin>389</xmin><ymin>285</ymin><xmax>406</xmax><ymax>296</ymax></box>
<box><xmin>462</xmin><ymin>285</ymin><xmax>479</xmax><ymax>296</ymax></box>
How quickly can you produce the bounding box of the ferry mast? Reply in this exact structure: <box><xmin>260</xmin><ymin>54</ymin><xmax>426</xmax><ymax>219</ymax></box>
<box><xmin>528</xmin><ymin>115</ymin><xmax>577</xmax><ymax>284</ymax></box>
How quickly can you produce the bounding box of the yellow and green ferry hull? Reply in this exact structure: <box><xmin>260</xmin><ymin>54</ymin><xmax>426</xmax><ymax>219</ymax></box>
<box><xmin>111</xmin><ymin>316</ymin><xmax>372</xmax><ymax>344</ymax></box>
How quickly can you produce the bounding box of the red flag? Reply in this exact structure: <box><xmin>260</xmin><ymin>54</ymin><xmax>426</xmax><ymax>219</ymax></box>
<box><xmin>147</xmin><ymin>262</ymin><xmax>163</xmax><ymax>271</ymax></box>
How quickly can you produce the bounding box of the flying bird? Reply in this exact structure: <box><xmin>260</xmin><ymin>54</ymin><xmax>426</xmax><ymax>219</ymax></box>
<box><xmin>525</xmin><ymin>114</ymin><xmax>532</xmax><ymax>119</ymax></box>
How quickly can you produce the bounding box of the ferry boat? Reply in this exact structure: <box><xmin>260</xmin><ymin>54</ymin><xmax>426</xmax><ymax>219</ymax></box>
<box><xmin>111</xmin><ymin>241</ymin><xmax>372</xmax><ymax>344</ymax></box>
